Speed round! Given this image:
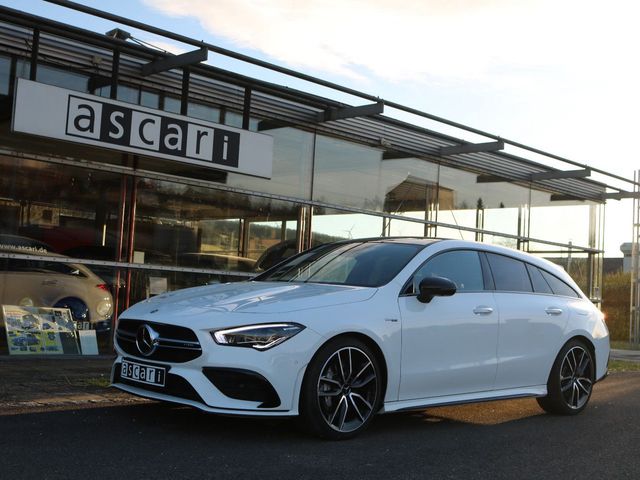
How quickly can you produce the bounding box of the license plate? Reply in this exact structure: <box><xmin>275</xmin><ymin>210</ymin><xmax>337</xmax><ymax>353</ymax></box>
<box><xmin>120</xmin><ymin>359</ymin><xmax>166</xmax><ymax>387</ymax></box>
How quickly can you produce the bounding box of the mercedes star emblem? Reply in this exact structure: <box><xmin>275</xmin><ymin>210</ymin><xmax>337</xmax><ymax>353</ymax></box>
<box><xmin>136</xmin><ymin>324</ymin><xmax>160</xmax><ymax>357</ymax></box>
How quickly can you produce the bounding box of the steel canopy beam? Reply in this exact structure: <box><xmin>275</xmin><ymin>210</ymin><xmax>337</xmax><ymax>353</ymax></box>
<box><xmin>257</xmin><ymin>119</ymin><xmax>292</xmax><ymax>131</ymax></box>
<box><xmin>439</xmin><ymin>140</ymin><xmax>504</xmax><ymax>156</ymax></box>
<box><xmin>550</xmin><ymin>194</ymin><xmax>587</xmax><ymax>202</ymax></box>
<box><xmin>530</xmin><ymin>168</ymin><xmax>591</xmax><ymax>181</ymax></box>
<box><xmin>141</xmin><ymin>47</ymin><xmax>208</xmax><ymax>76</ymax></box>
<box><xmin>382</xmin><ymin>151</ymin><xmax>412</xmax><ymax>160</ymax></box>
<box><xmin>602</xmin><ymin>191</ymin><xmax>640</xmax><ymax>200</ymax></box>
<box><xmin>476</xmin><ymin>174</ymin><xmax>512</xmax><ymax>183</ymax></box>
<box><xmin>316</xmin><ymin>101</ymin><xmax>384</xmax><ymax>122</ymax></box>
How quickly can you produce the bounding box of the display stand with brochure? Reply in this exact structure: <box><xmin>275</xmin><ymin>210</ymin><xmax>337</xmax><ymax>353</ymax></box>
<box><xmin>2</xmin><ymin>305</ymin><xmax>99</xmax><ymax>355</ymax></box>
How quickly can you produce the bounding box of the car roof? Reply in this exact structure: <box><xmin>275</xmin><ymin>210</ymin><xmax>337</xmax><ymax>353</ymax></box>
<box><xmin>340</xmin><ymin>237</ymin><xmax>442</xmax><ymax>246</ymax></box>
<box><xmin>0</xmin><ymin>246</ymin><xmax>61</xmax><ymax>256</ymax></box>
<box><xmin>0</xmin><ymin>234</ymin><xmax>53</xmax><ymax>252</ymax></box>
<box><xmin>342</xmin><ymin>238</ymin><xmax>571</xmax><ymax>277</ymax></box>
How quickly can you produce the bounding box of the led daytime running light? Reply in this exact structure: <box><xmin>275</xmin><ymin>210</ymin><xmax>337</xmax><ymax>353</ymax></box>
<box><xmin>212</xmin><ymin>323</ymin><xmax>304</xmax><ymax>351</ymax></box>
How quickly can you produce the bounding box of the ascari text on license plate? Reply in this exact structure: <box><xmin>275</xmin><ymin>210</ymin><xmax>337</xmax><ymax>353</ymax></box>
<box><xmin>121</xmin><ymin>359</ymin><xmax>166</xmax><ymax>386</ymax></box>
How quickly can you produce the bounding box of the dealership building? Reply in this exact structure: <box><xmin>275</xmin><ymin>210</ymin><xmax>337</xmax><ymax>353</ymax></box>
<box><xmin>0</xmin><ymin>3</ymin><xmax>636</xmax><ymax>355</ymax></box>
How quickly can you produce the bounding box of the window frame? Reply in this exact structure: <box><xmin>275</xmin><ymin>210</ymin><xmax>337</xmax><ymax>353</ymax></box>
<box><xmin>537</xmin><ymin>267</ymin><xmax>581</xmax><ymax>298</ymax></box>
<box><xmin>483</xmin><ymin>252</ymin><xmax>534</xmax><ymax>294</ymax></box>
<box><xmin>400</xmin><ymin>248</ymin><xmax>491</xmax><ymax>297</ymax></box>
<box><xmin>479</xmin><ymin>250</ymin><xmax>581</xmax><ymax>299</ymax></box>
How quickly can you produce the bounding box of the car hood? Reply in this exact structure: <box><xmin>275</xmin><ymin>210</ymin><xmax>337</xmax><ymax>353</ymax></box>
<box><xmin>121</xmin><ymin>281</ymin><xmax>377</xmax><ymax>319</ymax></box>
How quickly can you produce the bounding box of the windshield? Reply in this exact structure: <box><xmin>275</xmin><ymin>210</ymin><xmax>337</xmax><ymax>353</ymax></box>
<box><xmin>255</xmin><ymin>241</ymin><xmax>424</xmax><ymax>287</ymax></box>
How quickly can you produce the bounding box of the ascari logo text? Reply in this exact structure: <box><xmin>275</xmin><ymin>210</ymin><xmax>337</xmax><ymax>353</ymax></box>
<box><xmin>65</xmin><ymin>95</ymin><xmax>240</xmax><ymax>167</ymax></box>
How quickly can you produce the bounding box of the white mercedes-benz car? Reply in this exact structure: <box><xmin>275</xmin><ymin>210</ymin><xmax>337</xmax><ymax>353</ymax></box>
<box><xmin>111</xmin><ymin>238</ymin><xmax>609</xmax><ymax>439</ymax></box>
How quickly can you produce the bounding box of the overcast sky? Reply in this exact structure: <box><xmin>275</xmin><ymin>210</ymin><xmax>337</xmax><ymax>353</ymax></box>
<box><xmin>7</xmin><ymin>0</ymin><xmax>639</xmax><ymax>256</ymax></box>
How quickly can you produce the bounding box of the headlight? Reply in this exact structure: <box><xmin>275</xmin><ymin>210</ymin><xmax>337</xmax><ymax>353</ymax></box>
<box><xmin>96</xmin><ymin>300</ymin><xmax>113</xmax><ymax>318</ymax></box>
<box><xmin>211</xmin><ymin>323</ymin><xmax>304</xmax><ymax>351</ymax></box>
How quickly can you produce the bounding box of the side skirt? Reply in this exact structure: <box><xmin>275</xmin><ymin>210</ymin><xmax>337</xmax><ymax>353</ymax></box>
<box><xmin>381</xmin><ymin>386</ymin><xmax>547</xmax><ymax>413</ymax></box>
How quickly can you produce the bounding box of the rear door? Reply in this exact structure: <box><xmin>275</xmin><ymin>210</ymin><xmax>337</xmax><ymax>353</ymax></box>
<box><xmin>487</xmin><ymin>253</ymin><xmax>571</xmax><ymax>390</ymax></box>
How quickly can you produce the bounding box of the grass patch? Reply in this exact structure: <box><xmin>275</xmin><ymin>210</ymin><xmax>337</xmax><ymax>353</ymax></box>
<box><xmin>608</xmin><ymin>360</ymin><xmax>640</xmax><ymax>372</ymax></box>
<box><xmin>610</xmin><ymin>341</ymin><xmax>640</xmax><ymax>351</ymax></box>
<box><xmin>82</xmin><ymin>377</ymin><xmax>111</xmax><ymax>388</ymax></box>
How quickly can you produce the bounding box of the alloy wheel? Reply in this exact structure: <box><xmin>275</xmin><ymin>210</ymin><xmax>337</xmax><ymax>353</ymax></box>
<box><xmin>559</xmin><ymin>346</ymin><xmax>594</xmax><ymax>410</ymax></box>
<box><xmin>316</xmin><ymin>346</ymin><xmax>378</xmax><ymax>433</ymax></box>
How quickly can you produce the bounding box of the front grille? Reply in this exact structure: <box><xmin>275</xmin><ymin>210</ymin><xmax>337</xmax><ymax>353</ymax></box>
<box><xmin>113</xmin><ymin>361</ymin><xmax>204</xmax><ymax>404</ymax></box>
<box><xmin>203</xmin><ymin>367</ymin><xmax>281</xmax><ymax>408</ymax></box>
<box><xmin>116</xmin><ymin>319</ymin><xmax>202</xmax><ymax>363</ymax></box>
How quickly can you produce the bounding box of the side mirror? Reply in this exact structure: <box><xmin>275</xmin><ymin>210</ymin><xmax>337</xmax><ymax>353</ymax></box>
<box><xmin>417</xmin><ymin>276</ymin><xmax>457</xmax><ymax>304</ymax></box>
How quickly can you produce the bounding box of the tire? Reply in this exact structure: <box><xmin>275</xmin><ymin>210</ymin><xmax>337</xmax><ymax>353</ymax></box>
<box><xmin>300</xmin><ymin>337</ymin><xmax>383</xmax><ymax>440</ymax></box>
<box><xmin>54</xmin><ymin>297</ymin><xmax>90</xmax><ymax>322</ymax></box>
<box><xmin>537</xmin><ymin>339</ymin><xmax>595</xmax><ymax>415</ymax></box>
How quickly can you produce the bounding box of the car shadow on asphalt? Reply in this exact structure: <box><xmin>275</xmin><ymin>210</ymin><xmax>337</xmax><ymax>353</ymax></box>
<box><xmin>1</xmin><ymin>375</ymin><xmax>628</xmax><ymax>444</ymax></box>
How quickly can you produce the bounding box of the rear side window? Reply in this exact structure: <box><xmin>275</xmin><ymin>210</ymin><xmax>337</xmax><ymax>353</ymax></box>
<box><xmin>486</xmin><ymin>253</ymin><xmax>532</xmax><ymax>293</ymax></box>
<box><xmin>526</xmin><ymin>264</ymin><xmax>553</xmax><ymax>294</ymax></box>
<box><xmin>408</xmin><ymin>250</ymin><xmax>484</xmax><ymax>294</ymax></box>
<box><xmin>540</xmin><ymin>269</ymin><xmax>580</xmax><ymax>298</ymax></box>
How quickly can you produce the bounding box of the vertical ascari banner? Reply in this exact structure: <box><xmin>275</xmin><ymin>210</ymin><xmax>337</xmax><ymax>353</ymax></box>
<box><xmin>11</xmin><ymin>79</ymin><xmax>273</xmax><ymax>179</ymax></box>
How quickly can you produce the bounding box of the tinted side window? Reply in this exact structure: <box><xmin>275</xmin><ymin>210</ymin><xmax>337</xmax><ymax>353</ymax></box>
<box><xmin>486</xmin><ymin>253</ymin><xmax>532</xmax><ymax>292</ymax></box>
<box><xmin>526</xmin><ymin>264</ymin><xmax>553</xmax><ymax>294</ymax></box>
<box><xmin>540</xmin><ymin>270</ymin><xmax>580</xmax><ymax>298</ymax></box>
<box><xmin>410</xmin><ymin>250</ymin><xmax>484</xmax><ymax>293</ymax></box>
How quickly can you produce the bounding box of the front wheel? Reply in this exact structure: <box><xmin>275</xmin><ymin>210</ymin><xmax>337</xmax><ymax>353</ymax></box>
<box><xmin>54</xmin><ymin>297</ymin><xmax>90</xmax><ymax>322</ymax></box>
<box><xmin>300</xmin><ymin>337</ymin><xmax>382</xmax><ymax>440</ymax></box>
<box><xmin>537</xmin><ymin>339</ymin><xmax>595</xmax><ymax>415</ymax></box>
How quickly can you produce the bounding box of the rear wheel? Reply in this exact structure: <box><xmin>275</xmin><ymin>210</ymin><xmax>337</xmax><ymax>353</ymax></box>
<box><xmin>537</xmin><ymin>339</ymin><xmax>595</xmax><ymax>415</ymax></box>
<box><xmin>300</xmin><ymin>337</ymin><xmax>382</xmax><ymax>440</ymax></box>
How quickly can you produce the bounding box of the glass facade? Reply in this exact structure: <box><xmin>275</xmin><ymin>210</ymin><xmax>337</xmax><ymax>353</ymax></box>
<box><xmin>0</xmin><ymin>23</ymin><xmax>609</xmax><ymax>356</ymax></box>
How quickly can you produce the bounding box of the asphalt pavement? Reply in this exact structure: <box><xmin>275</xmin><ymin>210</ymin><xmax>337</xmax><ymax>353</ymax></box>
<box><xmin>0</xmin><ymin>356</ymin><xmax>639</xmax><ymax>479</ymax></box>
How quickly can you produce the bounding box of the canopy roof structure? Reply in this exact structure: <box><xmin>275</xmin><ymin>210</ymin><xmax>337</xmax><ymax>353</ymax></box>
<box><xmin>0</xmin><ymin>1</ymin><xmax>636</xmax><ymax>204</ymax></box>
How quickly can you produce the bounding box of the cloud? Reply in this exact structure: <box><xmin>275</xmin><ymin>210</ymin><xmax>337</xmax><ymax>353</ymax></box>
<box><xmin>141</xmin><ymin>0</ymin><xmax>640</xmax><ymax>88</ymax></box>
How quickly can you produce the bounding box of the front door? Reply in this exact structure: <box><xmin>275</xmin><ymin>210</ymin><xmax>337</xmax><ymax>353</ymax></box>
<box><xmin>398</xmin><ymin>250</ymin><xmax>499</xmax><ymax>400</ymax></box>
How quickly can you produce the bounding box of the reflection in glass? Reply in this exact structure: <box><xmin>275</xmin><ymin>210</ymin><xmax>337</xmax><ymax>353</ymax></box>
<box><xmin>437</xmin><ymin>165</ymin><xmax>529</xmax><ymax>237</ymax></box>
<box><xmin>164</xmin><ymin>96</ymin><xmax>181</xmax><ymax>113</ymax></box>
<box><xmin>313</xmin><ymin>135</ymin><xmax>384</xmax><ymax>210</ymax></box>
<box><xmin>257</xmin><ymin>241</ymin><xmax>423</xmax><ymax>287</ymax></box>
<box><xmin>117</xmin><ymin>84</ymin><xmax>139</xmax><ymax>104</ymax></box>
<box><xmin>529</xmin><ymin>202</ymin><xmax>594</xmax><ymax>248</ymax></box>
<box><xmin>132</xmin><ymin>178</ymin><xmax>300</xmax><ymax>283</ymax></box>
<box><xmin>228</xmin><ymin>127</ymin><xmax>314</xmax><ymax>199</ymax></box>
<box><xmin>188</xmin><ymin>101</ymin><xmax>220</xmax><ymax>122</ymax></box>
<box><xmin>0</xmin><ymin>155</ymin><xmax>123</xmax><ymax>352</ymax></box>
<box><xmin>37</xmin><ymin>64</ymin><xmax>88</xmax><ymax>92</ymax></box>
<box><xmin>16</xmin><ymin>60</ymin><xmax>30</xmax><ymax>79</ymax></box>
<box><xmin>0</xmin><ymin>56</ymin><xmax>10</xmax><ymax>95</ymax></box>
<box><xmin>141</xmin><ymin>90</ymin><xmax>160</xmax><ymax>108</ymax></box>
<box><xmin>224</xmin><ymin>110</ymin><xmax>243</xmax><ymax>128</ymax></box>
<box><xmin>0</xmin><ymin>156</ymin><xmax>122</xmax><ymax>255</ymax></box>
<box><xmin>413</xmin><ymin>250</ymin><xmax>484</xmax><ymax>291</ymax></box>
<box><xmin>312</xmin><ymin>209</ymin><xmax>383</xmax><ymax>244</ymax></box>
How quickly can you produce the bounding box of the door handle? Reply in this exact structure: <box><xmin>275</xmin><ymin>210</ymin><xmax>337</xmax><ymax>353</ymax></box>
<box><xmin>41</xmin><ymin>280</ymin><xmax>58</xmax><ymax>286</ymax></box>
<box><xmin>473</xmin><ymin>306</ymin><xmax>494</xmax><ymax>315</ymax></box>
<box><xmin>545</xmin><ymin>307</ymin><xmax>563</xmax><ymax>316</ymax></box>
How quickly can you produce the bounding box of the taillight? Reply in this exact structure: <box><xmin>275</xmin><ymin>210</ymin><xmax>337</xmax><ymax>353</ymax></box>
<box><xmin>96</xmin><ymin>284</ymin><xmax>110</xmax><ymax>292</ymax></box>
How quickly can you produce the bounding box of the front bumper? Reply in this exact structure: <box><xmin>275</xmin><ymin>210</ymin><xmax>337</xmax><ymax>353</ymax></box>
<box><xmin>111</xmin><ymin>326</ymin><xmax>321</xmax><ymax>416</ymax></box>
<box><xmin>594</xmin><ymin>335</ymin><xmax>610</xmax><ymax>382</ymax></box>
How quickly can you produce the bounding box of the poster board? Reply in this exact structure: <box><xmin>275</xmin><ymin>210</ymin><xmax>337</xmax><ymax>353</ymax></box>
<box><xmin>2</xmin><ymin>305</ymin><xmax>80</xmax><ymax>355</ymax></box>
